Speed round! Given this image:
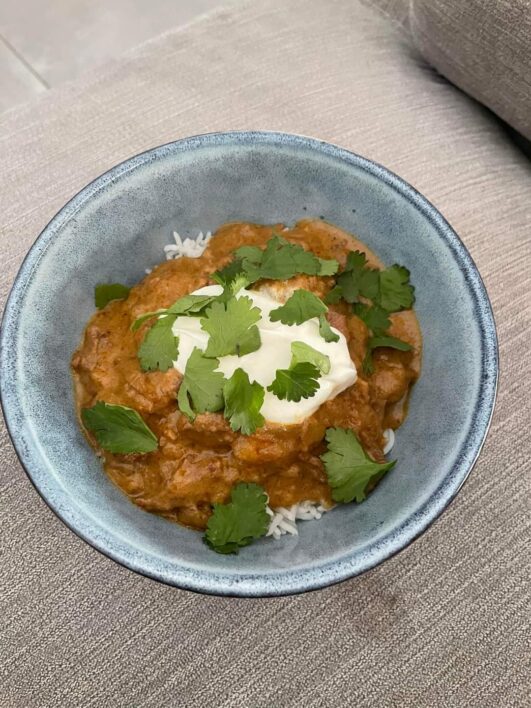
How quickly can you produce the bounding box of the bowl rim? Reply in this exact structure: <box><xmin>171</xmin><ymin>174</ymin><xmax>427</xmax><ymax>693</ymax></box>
<box><xmin>0</xmin><ymin>130</ymin><xmax>498</xmax><ymax>596</ymax></box>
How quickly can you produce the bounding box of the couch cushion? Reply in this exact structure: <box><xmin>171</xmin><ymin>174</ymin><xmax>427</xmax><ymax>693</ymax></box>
<box><xmin>368</xmin><ymin>0</ymin><xmax>531</xmax><ymax>140</ymax></box>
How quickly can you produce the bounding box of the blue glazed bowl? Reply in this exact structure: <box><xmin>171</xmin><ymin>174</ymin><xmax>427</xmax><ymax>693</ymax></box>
<box><xmin>0</xmin><ymin>132</ymin><xmax>497</xmax><ymax>596</ymax></box>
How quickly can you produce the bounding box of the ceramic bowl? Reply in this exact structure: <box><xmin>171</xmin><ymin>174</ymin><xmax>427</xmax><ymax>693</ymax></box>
<box><xmin>0</xmin><ymin>132</ymin><xmax>497</xmax><ymax>596</ymax></box>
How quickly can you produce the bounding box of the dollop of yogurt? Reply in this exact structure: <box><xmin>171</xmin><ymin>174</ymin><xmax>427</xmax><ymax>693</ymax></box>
<box><xmin>172</xmin><ymin>285</ymin><xmax>357</xmax><ymax>425</ymax></box>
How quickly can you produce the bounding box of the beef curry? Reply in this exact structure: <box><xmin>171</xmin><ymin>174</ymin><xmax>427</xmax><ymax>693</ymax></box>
<box><xmin>72</xmin><ymin>220</ymin><xmax>421</xmax><ymax>531</ymax></box>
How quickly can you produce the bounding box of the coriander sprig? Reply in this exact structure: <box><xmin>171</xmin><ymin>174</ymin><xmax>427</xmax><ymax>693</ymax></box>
<box><xmin>330</xmin><ymin>250</ymin><xmax>415</xmax><ymax>372</ymax></box>
<box><xmin>223</xmin><ymin>368</ymin><xmax>265</xmax><ymax>435</ymax></box>
<box><xmin>138</xmin><ymin>316</ymin><xmax>179</xmax><ymax>372</ymax></box>
<box><xmin>81</xmin><ymin>402</ymin><xmax>158</xmax><ymax>454</ymax></box>
<box><xmin>268</xmin><ymin>289</ymin><xmax>340</xmax><ymax>344</ymax></box>
<box><xmin>321</xmin><ymin>427</ymin><xmax>395</xmax><ymax>503</ymax></box>
<box><xmin>94</xmin><ymin>283</ymin><xmax>130</xmax><ymax>309</ymax></box>
<box><xmin>177</xmin><ymin>348</ymin><xmax>226</xmax><ymax>421</ymax></box>
<box><xmin>267</xmin><ymin>361</ymin><xmax>321</xmax><ymax>402</ymax></box>
<box><xmin>269</xmin><ymin>289</ymin><xmax>327</xmax><ymax>325</ymax></box>
<box><xmin>204</xmin><ymin>482</ymin><xmax>270</xmax><ymax>554</ymax></box>
<box><xmin>213</xmin><ymin>235</ymin><xmax>338</xmax><ymax>288</ymax></box>
<box><xmin>200</xmin><ymin>296</ymin><xmax>262</xmax><ymax>358</ymax></box>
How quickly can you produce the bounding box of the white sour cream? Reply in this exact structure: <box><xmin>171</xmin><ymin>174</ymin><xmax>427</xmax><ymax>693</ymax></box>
<box><xmin>172</xmin><ymin>285</ymin><xmax>357</xmax><ymax>425</ymax></box>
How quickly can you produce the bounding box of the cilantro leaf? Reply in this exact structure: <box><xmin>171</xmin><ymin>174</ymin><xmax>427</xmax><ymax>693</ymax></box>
<box><xmin>177</xmin><ymin>381</ymin><xmax>195</xmax><ymax>420</ymax></box>
<box><xmin>321</xmin><ymin>427</ymin><xmax>395</xmax><ymax>503</ymax></box>
<box><xmin>132</xmin><ymin>294</ymin><xmax>218</xmax><ymax>332</ymax></box>
<box><xmin>220</xmin><ymin>274</ymin><xmax>252</xmax><ymax>302</ymax></box>
<box><xmin>223</xmin><ymin>368</ymin><xmax>265</xmax><ymax>435</ymax></box>
<box><xmin>212</xmin><ymin>258</ymin><xmax>245</xmax><ymax>287</ymax></box>
<box><xmin>201</xmin><ymin>297</ymin><xmax>261</xmax><ymax>358</ymax></box>
<box><xmin>235</xmin><ymin>325</ymin><xmax>262</xmax><ymax>356</ymax></box>
<box><xmin>138</xmin><ymin>316</ymin><xmax>179</xmax><ymax>372</ymax></box>
<box><xmin>177</xmin><ymin>347</ymin><xmax>226</xmax><ymax>420</ymax></box>
<box><xmin>318</xmin><ymin>257</ymin><xmax>339</xmax><ymax>276</ymax></box>
<box><xmin>290</xmin><ymin>341</ymin><xmax>331</xmax><ymax>374</ymax></box>
<box><xmin>352</xmin><ymin>303</ymin><xmax>391</xmax><ymax>336</ymax></box>
<box><xmin>81</xmin><ymin>401</ymin><xmax>158</xmax><ymax>454</ymax></box>
<box><xmin>167</xmin><ymin>293</ymin><xmax>220</xmax><ymax>316</ymax></box>
<box><xmin>269</xmin><ymin>289</ymin><xmax>327</xmax><ymax>325</ymax></box>
<box><xmin>324</xmin><ymin>285</ymin><xmax>343</xmax><ymax>304</ymax></box>
<box><xmin>318</xmin><ymin>314</ymin><xmax>340</xmax><ymax>343</ymax></box>
<box><xmin>336</xmin><ymin>251</ymin><xmax>380</xmax><ymax>303</ymax></box>
<box><xmin>204</xmin><ymin>482</ymin><xmax>270</xmax><ymax>554</ymax></box>
<box><xmin>346</xmin><ymin>250</ymin><xmax>367</xmax><ymax>271</ymax></box>
<box><xmin>334</xmin><ymin>275</ymin><xmax>355</xmax><ymax>303</ymax></box>
<box><xmin>211</xmin><ymin>259</ymin><xmax>253</xmax><ymax>295</ymax></box>
<box><xmin>229</xmin><ymin>245</ymin><xmax>265</xmax><ymax>284</ymax></box>
<box><xmin>362</xmin><ymin>335</ymin><xmax>412</xmax><ymax>374</ymax></box>
<box><xmin>95</xmin><ymin>283</ymin><xmax>130</xmax><ymax>309</ymax></box>
<box><xmin>258</xmin><ymin>236</ymin><xmax>322</xmax><ymax>280</ymax></box>
<box><xmin>227</xmin><ymin>236</ymin><xmax>338</xmax><ymax>284</ymax></box>
<box><xmin>234</xmin><ymin>245</ymin><xmax>263</xmax><ymax>265</ymax></box>
<box><xmin>131</xmin><ymin>309</ymin><xmax>168</xmax><ymax>333</ymax></box>
<box><xmin>267</xmin><ymin>362</ymin><xmax>320</xmax><ymax>402</ymax></box>
<box><xmin>377</xmin><ymin>265</ymin><xmax>415</xmax><ymax>312</ymax></box>
<box><xmin>368</xmin><ymin>335</ymin><xmax>412</xmax><ymax>352</ymax></box>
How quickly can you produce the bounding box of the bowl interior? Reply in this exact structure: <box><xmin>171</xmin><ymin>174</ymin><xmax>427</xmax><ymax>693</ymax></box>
<box><xmin>1</xmin><ymin>133</ymin><xmax>497</xmax><ymax>595</ymax></box>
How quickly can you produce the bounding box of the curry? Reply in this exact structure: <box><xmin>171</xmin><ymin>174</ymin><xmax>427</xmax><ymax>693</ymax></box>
<box><xmin>72</xmin><ymin>220</ymin><xmax>421</xmax><ymax>532</ymax></box>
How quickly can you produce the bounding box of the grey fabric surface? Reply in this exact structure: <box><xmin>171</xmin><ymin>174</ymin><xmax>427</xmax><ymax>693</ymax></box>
<box><xmin>367</xmin><ymin>0</ymin><xmax>531</xmax><ymax>141</ymax></box>
<box><xmin>1</xmin><ymin>1</ymin><xmax>530</xmax><ymax>706</ymax></box>
<box><xmin>410</xmin><ymin>0</ymin><xmax>531</xmax><ymax>141</ymax></box>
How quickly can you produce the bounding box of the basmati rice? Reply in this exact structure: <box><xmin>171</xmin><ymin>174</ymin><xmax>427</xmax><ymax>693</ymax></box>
<box><xmin>266</xmin><ymin>501</ymin><xmax>330</xmax><ymax>539</ymax></box>
<box><xmin>383</xmin><ymin>428</ymin><xmax>395</xmax><ymax>455</ymax></box>
<box><xmin>164</xmin><ymin>230</ymin><xmax>212</xmax><ymax>260</ymax></box>
<box><xmin>157</xmin><ymin>229</ymin><xmax>397</xmax><ymax>540</ymax></box>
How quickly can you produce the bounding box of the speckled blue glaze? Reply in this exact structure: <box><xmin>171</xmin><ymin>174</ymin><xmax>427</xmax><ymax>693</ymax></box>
<box><xmin>0</xmin><ymin>132</ymin><xmax>498</xmax><ymax>596</ymax></box>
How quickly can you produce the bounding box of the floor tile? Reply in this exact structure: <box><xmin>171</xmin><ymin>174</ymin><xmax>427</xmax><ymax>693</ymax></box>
<box><xmin>0</xmin><ymin>0</ymin><xmax>221</xmax><ymax>86</ymax></box>
<box><xmin>0</xmin><ymin>36</ymin><xmax>46</xmax><ymax>113</ymax></box>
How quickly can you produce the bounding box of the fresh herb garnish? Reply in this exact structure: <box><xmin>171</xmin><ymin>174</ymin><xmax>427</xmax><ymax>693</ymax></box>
<box><xmin>352</xmin><ymin>303</ymin><xmax>412</xmax><ymax>374</ymax></box>
<box><xmin>267</xmin><ymin>361</ymin><xmax>321</xmax><ymax>402</ymax></box>
<box><xmin>336</xmin><ymin>251</ymin><xmax>379</xmax><ymax>303</ymax></box>
<box><xmin>212</xmin><ymin>259</ymin><xmax>249</xmax><ymax>289</ymax></box>
<box><xmin>333</xmin><ymin>250</ymin><xmax>415</xmax><ymax>313</ymax></box>
<box><xmin>290</xmin><ymin>341</ymin><xmax>331</xmax><ymax>374</ymax></box>
<box><xmin>368</xmin><ymin>335</ymin><xmax>413</xmax><ymax>352</ymax></box>
<box><xmin>177</xmin><ymin>347</ymin><xmax>226</xmax><ymax>420</ymax></box>
<box><xmin>213</xmin><ymin>235</ymin><xmax>338</xmax><ymax>287</ymax></box>
<box><xmin>95</xmin><ymin>283</ymin><xmax>130</xmax><ymax>309</ymax></box>
<box><xmin>131</xmin><ymin>293</ymin><xmax>219</xmax><ymax>332</ymax></box>
<box><xmin>204</xmin><ymin>482</ymin><xmax>270</xmax><ymax>554</ymax></box>
<box><xmin>362</xmin><ymin>335</ymin><xmax>412</xmax><ymax>374</ymax></box>
<box><xmin>201</xmin><ymin>296</ymin><xmax>262</xmax><ymax>358</ymax></box>
<box><xmin>321</xmin><ymin>427</ymin><xmax>395</xmax><ymax>503</ymax></box>
<box><xmin>223</xmin><ymin>368</ymin><xmax>265</xmax><ymax>435</ymax></box>
<box><xmin>352</xmin><ymin>303</ymin><xmax>391</xmax><ymax>336</ymax></box>
<box><xmin>81</xmin><ymin>401</ymin><xmax>157</xmax><ymax>454</ymax></box>
<box><xmin>324</xmin><ymin>285</ymin><xmax>343</xmax><ymax>304</ymax></box>
<box><xmin>269</xmin><ymin>289</ymin><xmax>340</xmax><ymax>344</ymax></box>
<box><xmin>138</xmin><ymin>316</ymin><xmax>179</xmax><ymax>372</ymax></box>
<box><xmin>318</xmin><ymin>314</ymin><xmax>340</xmax><ymax>343</ymax></box>
<box><xmin>332</xmin><ymin>255</ymin><xmax>415</xmax><ymax>372</ymax></box>
<box><xmin>377</xmin><ymin>265</ymin><xmax>415</xmax><ymax>312</ymax></box>
<box><xmin>242</xmin><ymin>235</ymin><xmax>337</xmax><ymax>281</ymax></box>
<box><xmin>269</xmin><ymin>289</ymin><xmax>328</xmax><ymax>325</ymax></box>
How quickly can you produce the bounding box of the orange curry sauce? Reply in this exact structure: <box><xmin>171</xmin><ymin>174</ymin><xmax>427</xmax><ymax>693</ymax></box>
<box><xmin>72</xmin><ymin>220</ymin><xmax>422</xmax><ymax>529</ymax></box>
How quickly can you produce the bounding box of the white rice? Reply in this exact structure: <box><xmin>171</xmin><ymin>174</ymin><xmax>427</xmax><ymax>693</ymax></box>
<box><xmin>157</xmin><ymin>229</ymin><xmax>397</xmax><ymax>540</ymax></box>
<box><xmin>383</xmin><ymin>428</ymin><xmax>395</xmax><ymax>455</ymax></box>
<box><xmin>164</xmin><ymin>230</ymin><xmax>212</xmax><ymax>259</ymax></box>
<box><xmin>266</xmin><ymin>501</ymin><xmax>331</xmax><ymax>539</ymax></box>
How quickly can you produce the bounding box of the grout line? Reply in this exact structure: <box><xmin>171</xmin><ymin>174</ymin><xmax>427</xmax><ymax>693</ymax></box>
<box><xmin>0</xmin><ymin>33</ymin><xmax>50</xmax><ymax>89</ymax></box>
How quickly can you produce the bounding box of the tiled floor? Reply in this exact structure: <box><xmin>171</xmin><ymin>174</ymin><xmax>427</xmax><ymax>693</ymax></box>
<box><xmin>0</xmin><ymin>0</ymin><xmax>220</xmax><ymax>114</ymax></box>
